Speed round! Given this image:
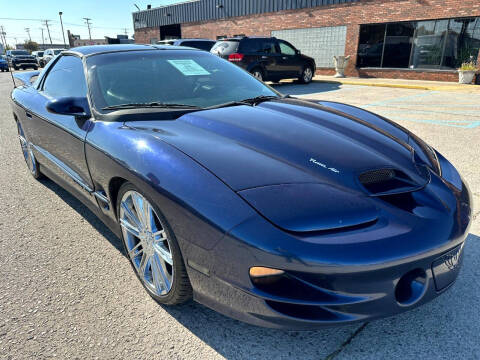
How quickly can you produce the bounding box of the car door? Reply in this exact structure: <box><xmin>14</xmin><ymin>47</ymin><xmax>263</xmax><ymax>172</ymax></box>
<box><xmin>29</xmin><ymin>54</ymin><xmax>97</xmax><ymax>206</ymax></box>
<box><xmin>276</xmin><ymin>40</ymin><xmax>304</xmax><ymax>77</ymax></box>
<box><xmin>256</xmin><ymin>38</ymin><xmax>282</xmax><ymax>79</ymax></box>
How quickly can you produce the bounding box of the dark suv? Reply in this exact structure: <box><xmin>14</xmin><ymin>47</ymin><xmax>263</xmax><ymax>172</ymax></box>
<box><xmin>210</xmin><ymin>37</ymin><xmax>315</xmax><ymax>83</ymax></box>
<box><xmin>6</xmin><ymin>50</ymin><xmax>38</xmax><ymax>70</ymax></box>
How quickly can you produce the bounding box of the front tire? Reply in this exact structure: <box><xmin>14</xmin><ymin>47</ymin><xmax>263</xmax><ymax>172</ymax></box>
<box><xmin>117</xmin><ymin>183</ymin><xmax>192</xmax><ymax>305</ymax></box>
<box><xmin>299</xmin><ymin>66</ymin><xmax>314</xmax><ymax>84</ymax></box>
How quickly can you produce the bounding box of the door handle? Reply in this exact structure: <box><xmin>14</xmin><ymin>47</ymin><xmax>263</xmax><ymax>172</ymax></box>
<box><xmin>261</xmin><ymin>56</ymin><xmax>268</xmax><ymax>59</ymax></box>
<box><xmin>25</xmin><ymin>111</ymin><xmax>32</xmax><ymax>118</ymax></box>
<box><xmin>282</xmin><ymin>56</ymin><xmax>288</xmax><ymax>60</ymax></box>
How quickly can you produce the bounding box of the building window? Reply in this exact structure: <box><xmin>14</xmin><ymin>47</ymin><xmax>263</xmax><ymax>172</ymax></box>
<box><xmin>357</xmin><ymin>17</ymin><xmax>480</xmax><ymax>70</ymax></box>
<box><xmin>357</xmin><ymin>24</ymin><xmax>386</xmax><ymax>67</ymax></box>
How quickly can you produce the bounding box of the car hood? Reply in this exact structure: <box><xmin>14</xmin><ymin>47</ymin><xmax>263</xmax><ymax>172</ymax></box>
<box><xmin>126</xmin><ymin>98</ymin><xmax>430</xmax><ymax>231</ymax></box>
<box><xmin>12</xmin><ymin>55</ymin><xmax>35</xmax><ymax>59</ymax></box>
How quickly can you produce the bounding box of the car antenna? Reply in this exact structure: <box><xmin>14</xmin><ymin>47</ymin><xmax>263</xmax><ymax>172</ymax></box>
<box><xmin>8</xmin><ymin>60</ymin><xmax>16</xmax><ymax>88</ymax></box>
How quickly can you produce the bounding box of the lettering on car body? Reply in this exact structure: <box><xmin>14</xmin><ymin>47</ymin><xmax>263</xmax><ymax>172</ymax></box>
<box><xmin>309</xmin><ymin>158</ymin><xmax>340</xmax><ymax>173</ymax></box>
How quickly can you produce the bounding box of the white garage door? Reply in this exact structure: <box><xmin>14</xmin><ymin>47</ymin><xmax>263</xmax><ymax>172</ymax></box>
<box><xmin>272</xmin><ymin>26</ymin><xmax>347</xmax><ymax>68</ymax></box>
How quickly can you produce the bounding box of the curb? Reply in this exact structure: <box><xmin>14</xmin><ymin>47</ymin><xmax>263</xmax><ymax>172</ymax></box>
<box><xmin>312</xmin><ymin>78</ymin><xmax>480</xmax><ymax>92</ymax></box>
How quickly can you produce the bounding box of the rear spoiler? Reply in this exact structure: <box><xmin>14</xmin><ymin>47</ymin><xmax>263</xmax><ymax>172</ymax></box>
<box><xmin>13</xmin><ymin>70</ymin><xmax>40</xmax><ymax>86</ymax></box>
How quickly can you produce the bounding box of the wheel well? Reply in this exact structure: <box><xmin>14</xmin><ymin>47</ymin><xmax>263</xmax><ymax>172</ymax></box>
<box><xmin>108</xmin><ymin>177</ymin><xmax>128</xmax><ymax>217</ymax></box>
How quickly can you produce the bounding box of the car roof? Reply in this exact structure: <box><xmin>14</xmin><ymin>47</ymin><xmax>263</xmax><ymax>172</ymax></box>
<box><xmin>177</xmin><ymin>39</ymin><xmax>215</xmax><ymax>42</ymax></box>
<box><xmin>219</xmin><ymin>36</ymin><xmax>276</xmax><ymax>41</ymax></box>
<box><xmin>66</xmin><ymin>44</ymin><xmax>201</xmax><ymax>57</ymax></box>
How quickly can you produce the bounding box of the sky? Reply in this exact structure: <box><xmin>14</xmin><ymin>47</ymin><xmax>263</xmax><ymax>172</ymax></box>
<box><xmin>0</xmin><ymin>0</ymin><xmax>184</xmax><ymax>46</ymax></box>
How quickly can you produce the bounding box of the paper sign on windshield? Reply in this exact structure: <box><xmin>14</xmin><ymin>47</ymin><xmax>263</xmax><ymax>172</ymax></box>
<box><xmin>167</xmin><ymin>59</ymin><xmax>210</xmax><ymax>76</ymax></box>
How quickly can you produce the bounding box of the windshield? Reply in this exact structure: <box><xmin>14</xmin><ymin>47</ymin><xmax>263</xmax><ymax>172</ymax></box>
<box><xmin>11</xmin><ymin>51</ymin><xmax>29</xmax><ymax>55</ymax></box>
<box><xmin>37</xmin><ymin>52</ymin><xmax>44</xmax><ymax>57</ymax></box>
<box><xmin>87</xmin><ymin>50</ymin><xmax>278</xmax><ymax>111</ymax></box>
<box><xmin>53</xmin><ymin>49</ymin><xmax>64</xmax><ymax>55</ymax></box>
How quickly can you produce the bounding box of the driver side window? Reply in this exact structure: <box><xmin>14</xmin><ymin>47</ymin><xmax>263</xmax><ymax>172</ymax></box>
<box><xmin>43</xmin><ymin>56</ymin><xmax>87</xmax><ymax>98</ymax></box>
<box><xmin>279</xmin><ymin>41</ymin><xmax>296</xmax><ymax>56</ymax></box>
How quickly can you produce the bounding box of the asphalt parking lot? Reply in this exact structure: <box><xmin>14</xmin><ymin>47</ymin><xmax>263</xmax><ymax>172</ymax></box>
<box><xmin>0</xmin><ymin>72</ymin><xmax>479</xmax><ymax>360</ymax></box>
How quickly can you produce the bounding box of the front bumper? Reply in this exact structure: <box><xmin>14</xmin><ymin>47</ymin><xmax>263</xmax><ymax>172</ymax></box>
<box><xmin>187</xmin><ymin>174</ymin><xmax>472</xmax><ymax>329</ymax></box>
<box><xmin>12</xmin><ymin>60</ymin><xmax>37</xmax><ymax>68</ymax></box>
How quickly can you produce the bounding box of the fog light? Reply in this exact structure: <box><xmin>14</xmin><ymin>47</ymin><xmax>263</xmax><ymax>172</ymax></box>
<box><xmin>249</xmin><ymin>267</ymin><xmax>284</xmax><ymax>278</ymax></box>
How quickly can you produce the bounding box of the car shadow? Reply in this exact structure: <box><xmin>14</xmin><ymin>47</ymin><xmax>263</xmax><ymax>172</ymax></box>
<box><xmin>271</xmin><ymin>80</ymin><xmax>342</xmax><ymax>96</ymax></box>
<box><xmin>38</xmin><ymin>177</ymin><xmax>124</xmax><ymax>253</ymax></box>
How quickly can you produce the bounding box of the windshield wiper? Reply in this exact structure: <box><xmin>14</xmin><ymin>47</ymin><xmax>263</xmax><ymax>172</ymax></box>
<box><xmin>240</xmin><ymin>95</ymin><xmax>281</xmax><ymax>105</ymax></box>
<box><xmin>203</xmin><ymin>95</ymin><xmax>284</xmax><ymax>111</ymax></box>
<box><xmin>203</xmin><ymin>100</ymin><xmax>252</xmax><ymax>110</ymax></box>
<box><xmin>102</xmin><ymin>102</ymin><xmax>201</xmax><ymax>111</ymax></box>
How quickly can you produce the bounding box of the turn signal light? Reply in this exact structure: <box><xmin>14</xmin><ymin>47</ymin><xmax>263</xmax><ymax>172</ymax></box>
<box><xmin>249</xmin><ymin>267</ymin><xmax>285</xmax><ymax>278</ymax></box>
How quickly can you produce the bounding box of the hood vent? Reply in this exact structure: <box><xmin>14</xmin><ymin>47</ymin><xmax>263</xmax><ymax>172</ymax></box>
<box><xmin>359</xmin><ymin>168</ymin><xmax>419</xmax><ymax>195</ymax></box>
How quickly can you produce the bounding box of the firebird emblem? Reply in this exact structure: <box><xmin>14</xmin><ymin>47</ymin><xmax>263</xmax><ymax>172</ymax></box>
<box><xmin>444</xmin><ymin>248</ymin><xmax>462</xmax><ymax>270</ymax></box>
<box><xmin>309</xmin><ymin>158</ymin><xmax>340</xmax><ymax>174</ymax></box>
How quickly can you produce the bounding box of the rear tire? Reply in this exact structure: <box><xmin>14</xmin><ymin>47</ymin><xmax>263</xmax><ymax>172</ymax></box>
<box><xmin>117</xmin><ymin>182</ymin><xmax>192</xmax><ymax>305</ymax></box>
<box><xmin>13</xmin><ymin>65</ymin><xmax>18</xmax><ymax>71</ymax></box>
<box><xmin>17</xmin><ymin>121</ymin><xmax>42</xmax><ymax>180</ymax></box>
<box><xmin>251</xmin><ymin>68</ymin><xmax>264</xmax><ymax>82</ymax></box>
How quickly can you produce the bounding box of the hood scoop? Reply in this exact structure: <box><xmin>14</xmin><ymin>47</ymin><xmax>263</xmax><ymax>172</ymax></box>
<box><xmin>359</xmin><ymin>166</ymin><xmax>430</xmax><ymax>196</ymax></box>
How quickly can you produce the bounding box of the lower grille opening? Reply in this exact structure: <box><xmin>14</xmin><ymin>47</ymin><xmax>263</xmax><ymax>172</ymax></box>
<box><xmin>266</xmin><ymin>300</ymin><xmax>347</xmax><ymax>321</ymax></box>
<box><xmin>252</xmin><ymin>274</ymin><xmax>338</xmax><ymax>303</ymax></box>
<box><xmin>395</xmin><ymin>268</ymin><xmax>427</xmax><ymax>306</ymax></box>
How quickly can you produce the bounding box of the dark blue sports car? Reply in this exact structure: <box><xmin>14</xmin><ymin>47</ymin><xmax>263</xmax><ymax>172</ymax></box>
<box><xmin>10</xmin><ymin>45</ymin><xmax>472</xmax><ymax>329</ymax></box>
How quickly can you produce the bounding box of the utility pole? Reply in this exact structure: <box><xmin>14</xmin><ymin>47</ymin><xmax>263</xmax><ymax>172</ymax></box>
<box><xmin>0</xmin><ymin>25</ymin><xmax>7</xmax><ymax>47</ymax></box>
<box><xmin>42</xmin><ymin>20</ymin><xmax>52</xmax><ymax>44</ymax></box>
<box><xmin>25</xmin><ymin>27</ymin><xmax>31</xmax><ymax>41</ymax></box>
<box><xmin>83</xmin><ymin>18</ymin><xmax>92</xmax><ymax>41</ymax></box>
<box><xmin>123</xmin><ymin>28</ymin><xmax>128</xmax><ymax>36</ymax></box>
<box><xmin>58</xmin><ymin>12</ymin><xmax>67</xmax><ymax>48</ymax></box>
<box><xmin>39</xmin><ymin>28</ymin><xmax>45</xmax><ymax>49</ymax></box>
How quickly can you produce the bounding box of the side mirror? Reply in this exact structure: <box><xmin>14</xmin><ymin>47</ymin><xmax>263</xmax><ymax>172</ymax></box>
<box><xmin>46</xmin><ymin>97</ymin><xmax>91</xmax><ymax>119</ymax></box>
<box><xmin>295</xmin><ymin>49</ymin><xmax>301</xmax><ymax>55</ymax></box>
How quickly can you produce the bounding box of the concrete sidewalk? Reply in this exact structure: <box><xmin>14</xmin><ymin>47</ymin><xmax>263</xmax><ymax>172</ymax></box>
<box><xmin>313</xmin><ymin>75</ymin><xmax>480</xmax><ymax>92</ymax></box>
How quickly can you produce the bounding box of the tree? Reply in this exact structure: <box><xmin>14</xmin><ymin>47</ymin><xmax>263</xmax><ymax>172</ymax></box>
<box><xmin>23</xmin><ymin>40</ymin><xmax>38</xmax><ymax>53</ymax></box>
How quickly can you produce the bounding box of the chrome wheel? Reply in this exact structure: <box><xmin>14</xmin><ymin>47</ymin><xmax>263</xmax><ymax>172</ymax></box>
<box><xmin>119</xmin><ymin>190</ymin><xmax>174</xmax><ymax>296</ymax></box>
<box><xmin>303</xmin><ymin>67</ymin><xmax>313</xmax><ymax>83</ymax></box>
<box><xmin>17</xmin><ymin>122</ymin><xmax>38</xmax><ymax>176</ymax></box>
<box><xmin>252</xmin><ymin>70</ymin><xmax>263</xmax><ymax>81</ymax></box>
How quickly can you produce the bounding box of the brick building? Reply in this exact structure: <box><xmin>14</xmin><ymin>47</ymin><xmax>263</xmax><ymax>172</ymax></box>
<box><xmin>133</xmin><ymin>0</ymin><xmax>480</xmax><ymax>81</ymax></box>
